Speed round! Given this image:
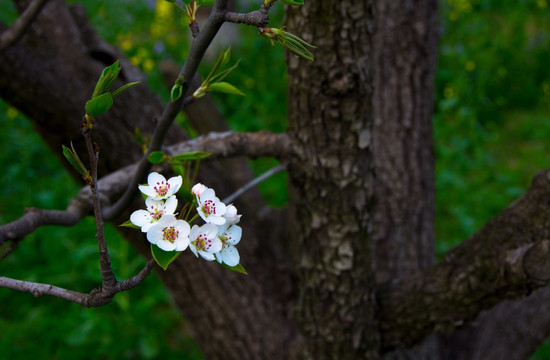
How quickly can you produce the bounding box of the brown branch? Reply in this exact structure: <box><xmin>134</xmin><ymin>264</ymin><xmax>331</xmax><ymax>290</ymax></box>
<box><xmin>377</xmin><ymin>169</ymin><xmax>550</xmax><ymax>351</ymax></box>
<box><xmin>164</xmin><ymin>130</ymin><xmax>294</xmax><ymax>161</ymax></box>
<box><xmin>0</xmin><ymin>131</ymin><xmax>292</xmax><ymax>239</ymax></box>
<box><xmin>0</xmin><ymin>0</ymin><xmax>50</xmax><ymax>51</ymax></box>
<box><xmin>0</xmin><ymin>258</ymin><xmax>156</xmax><ymax>307</ymax></box>
<box><xmin>83</xmin><ymin>129</ymin><xmax>117</xmax><ymax>288</ymax></box>
<box><xmin>0</xmin><ymin>207</ymin><xmax>83</xmax><ymax>246</ymax></box>
<box><xmin>223</xmin><ymin>7</ymin><xmax>269</xmax><ymax>27</ymax></box>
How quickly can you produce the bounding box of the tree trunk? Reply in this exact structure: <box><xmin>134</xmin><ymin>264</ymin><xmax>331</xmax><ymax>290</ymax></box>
<box><xmin>285</xmin><ymin>0</ymin><xmax>438</xmax><ymax>358</ymax></box>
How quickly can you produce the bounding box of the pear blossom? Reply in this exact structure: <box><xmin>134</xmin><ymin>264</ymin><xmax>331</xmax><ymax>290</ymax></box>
<box><xmin>139</xmin><ymin>172</ymin><xmax>182</xmax><ymax>200</ymax></box>
<box><xmin>130</xmin><ymin>195</ymin><xmax>178</xmax><ymax>232</ymax></box>
<box><xmin>189</xmin><ymin>223</ymin><xmax>222</xmax><ymax>261</ymax></box>
<box><xmin>146</xmin><ymin>214</ymin><xmax>190</xmax><ymax>251</ymax></box>
<box><xmin>191</xmin><ymin>183</ymin><xmax>207</xmax><ymax>197</ymax></box>
<box><xmin>195</xmin><ymin>186</ymin><xmax>227</xmax><ymax>225</ymax></box>
<box><xmin>223</xmin><ymin>204</ymin><xmax>241</xmax><ymax>225</ymax></box>
<box><xmin>215</xmin><ymin>224</ymin><xmax>242</xmax><ymax>266</ymax></box>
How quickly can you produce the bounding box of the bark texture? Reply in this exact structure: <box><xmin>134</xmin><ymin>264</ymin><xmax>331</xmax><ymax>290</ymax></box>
<box><xmin>285</xmin><ymin>2</ymin><xmax>379</xmax><ymax>358</ymax></box>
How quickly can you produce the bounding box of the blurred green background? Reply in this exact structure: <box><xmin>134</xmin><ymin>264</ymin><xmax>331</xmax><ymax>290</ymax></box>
<box><xmin>0</xmin><ymin>0</ymin><xmax>549</xmax><ymax>358</ymax></box>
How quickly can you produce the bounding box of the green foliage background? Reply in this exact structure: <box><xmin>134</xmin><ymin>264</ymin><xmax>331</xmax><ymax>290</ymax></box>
<box><xmin>0</xmin><ymin>0</ymin><xmax>549</xmax><ymax>358</ymax></box>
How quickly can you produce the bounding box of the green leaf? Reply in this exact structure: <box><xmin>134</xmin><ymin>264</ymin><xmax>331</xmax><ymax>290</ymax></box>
<box><xmin>111</xmin><ymin>81</ymin><xmax>140</xmax><ymax>98</ymax></box>
<box><xmin>280</xmin><ymin>0</ymin><xmax>304</xmax><ymax>4</ymax></box>
<box><xmin>148</xmin><ymin>151</ymin><xmax>167</xmax><ymax>164</ymax></box>
<box><xmin>171</xmin><ymin>84</ymin><xmax>183</xmax><ymax>101</ymax></box>
<box><xmin>62</xmin><ymin>143</ymin><xmax>87</xmax><ymax>176</ymax></box>
<box><xmin>92</xmin><ymin>61</ymin><xmax>121</xmax><ymax>98</ymax></box>
<box><xmin>172</xmin><ymin>151</ymin><xmax>212</xmax><ymax>161</ymax></box>
<box><xmin>221</xmin><ymin>47</ymin><xmax>231</xmax><ymax>66</ymax></box>
<box><xmin>151</xmin><ymin>244</ymin><xmax>182</xmax><ymax>270</ymax></box>
<box><xmin>118</xmin><ymin>220</ymin><xmax>141</xmax><ymax>229</ymax></box>
<box><xmin>198</xmin><ymin>0</ymin><xmax>215</xmax><ymax>6</ymax></box>
<box><xmin>221</xmin><ymin>262</ymin><xmax>248</xmax><ymax>274</ymax></box>
<box><xmin>208</xmin><ymin>82</ymin><xmax>245</xmax><ymax>96</ymax></box>
<box><xmin>85</xmin><ymin>93</ymin><xmax>113</xmax><ymax>117</ymax></box>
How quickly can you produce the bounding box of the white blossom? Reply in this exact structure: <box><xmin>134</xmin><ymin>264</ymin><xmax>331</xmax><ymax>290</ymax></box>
<box><xmin>189</xmin><ymin>223</ymin><xmax>222</xmax><ymax>261</ymax></box>
<box><xmin>146</xmin><ymin>214</ymin><xmax>190</xmax><ymax>252</ymax></box>
<box><xmin>139</xmin><ymin>172</ymin><xmax>182</xmax><ymax>200</ymax></box>
<box><xmin>194</xmin><ymin>186</ymin><xmax>227</xmax><ymax>225</ymax></box>
<box><xmin>223</xmin><ymin>204</ymin><xmax>241</xmax><ymax>225</ymax></box>
<box><xmin>215</xmin><ymin>224</ymin><xmax>242</xmax><ymax>267</ymax></box>
<box><xmin>130</xmin><ymin>195</ymin><xmax>178</xmax><ymax>232</ymax></box>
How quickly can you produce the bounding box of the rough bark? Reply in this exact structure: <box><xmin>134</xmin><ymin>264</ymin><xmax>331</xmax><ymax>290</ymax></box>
<box><xmin>285</xmin><ymin>1</ymin><xmax>379</xmax><ymax>358</ymax></box>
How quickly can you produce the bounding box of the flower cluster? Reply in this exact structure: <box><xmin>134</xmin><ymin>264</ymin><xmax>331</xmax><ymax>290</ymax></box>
<box><xmin>130</xmin><ymin>172</ymin><xmax>242</xmax><ymax>267</ymax></box>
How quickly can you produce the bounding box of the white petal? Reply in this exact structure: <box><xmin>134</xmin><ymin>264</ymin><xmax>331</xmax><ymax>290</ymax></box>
<box><xmin>206</xmin><ymin>214</ymin><xmax>226</xmax><ymax>225</ymax></box>
<box><xmin>157</xmin><ymin>214</ymin><xmax>176</xmax><ymax>227</ymax></box>
<box><xmin>130</xmin><ymin>210</ymin><xmax>152</xmax><ymax>228</ymax></box>
<box><xmin>189</xmin><ymin>243</ymin><xmax>199</xmax><ymax>257</ymax></box>
<box><xmin>141</xmin><ymin>222</ymin><xmax>155</xmax><ymax>233</ymax></box>
<box><xmin>220</xmin><ymin>246</ymin><xmax>240</xmax><ymax>267</ymax></box>
<box><xmin>138</xmin><ymin>185</ymin><xmax>157</xmax><ymax>198</ymax></box>
<box><xmin>167</xmin><ymin>175</ymin><xmax>182</xmax><ymax>195</ymax></box>
<box><xmin>189</xmin><ymin>224</ymin><xmax>201</xmax><ymax>241</ymax></box>
<box><xmin>164</xmin><ymin>195</ymin><xmax>178</xmax><ymax>215</ymax></box>
<box><xmin>198</xmin><ymin>251</ymin><xmax>215</xmax><ymax>261</ymax></box>
<box><xmin>215</xmin><ymin>201</ymin><xmax>227</xmax><ymax>216</ymax></box>
<box><xmin>175</xmin><ymin>220</ymin><xmax>191</xmax><ymax>238</ymax></box>
<box><xmin>225</xmin><ymin>225</ymin><xmax>242</xmax><ymax>245</ymax></box>
<box><xmin>147</xmin><ymin>172</ymin><xmax>166</xmax><ymax>185</ymax></box>
<box><xmin>191</xmin><ymin>183</ymin><xmax>206</xmax><ymax>196</ymax></box>
<box><xmin>174</xmin><ymin>237</ymin><xmax>189</xmax><ymax>251</ymax></box>
<box><xmin>146</xmin><ymin>223</ymin><xmax>163</xmax><ymax>245</ymax></box>
<box><xmin>200</xmin><ymin>188</ymin><xmax>216</xmax><ymax>202</ymax></box>
<box><xmin>208</xmin><ymin>237</ymin><xmax>223</xmax><ymax>253</ymax></box>
<box><xmin>157</xmin><ymin>239</ymin><xmax>176</xmax><ymax>251</ymax></box>
<box><xmin>224</xmin><ymin>205</ymin><xmax>241</xmax><ymax>224</ymax></box>
<box><xmin>202</xmin><ymin>223</ymin><xmax>219</xmax><ymax>239</ymax></box>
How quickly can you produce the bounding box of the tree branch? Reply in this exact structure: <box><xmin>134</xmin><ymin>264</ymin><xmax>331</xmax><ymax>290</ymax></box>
<box><xmin>0</xmin><ymin>207</ymin><xmax>83</xmax><ymax>246</ymax></box>
<box><xmin>377</xmin><ymin>169</ymin><xmax>550</xmax><ymax>351</ymax></box>
<box><xmin>164</xmin><ymin>130</ymin><xmax>294</xmax><ymax>160</ymax></box>
<box><xmin>223</xmin><ymin>7</ymin><xmax>269</xmax><ymax>27</ymax></box>
<box><xmin>0</xmin><ymin>0</ymin><xmax>49</xmax><ymax>51</ymax></box>
<box><xmin>0</xmin><ymin>131</ymin><xmax>292</xmax><ymax>243</ymax></box>
<box><xmin>0</xmin><ymin>257</ymin><xmax>156</xmax><ymax>307</ymax></box>
<box><xmin>222</xmin><ymin>163</ymin><xmax>286</xmax><ymax>204</ymax></box>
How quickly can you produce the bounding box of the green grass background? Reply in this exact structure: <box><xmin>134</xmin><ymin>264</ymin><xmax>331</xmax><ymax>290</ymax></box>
<box><xmin>0</xmin><ymin>0</ymin><xmax>550</xmax><ymax>358</ymax></box>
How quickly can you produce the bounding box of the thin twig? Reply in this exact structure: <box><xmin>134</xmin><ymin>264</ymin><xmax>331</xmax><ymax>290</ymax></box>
<box><xmin>223</xmin><ymin>163</ymin><xmax>286</xmax><ymax>204</ymax></box>
<box><xmin>0</xmin><ymin>0</ymin><xmax>50</xmax><ymax>51</ymax></box>
<box><xmin>83</xmin><ymin>130</ymin><xmax>116</xmax><ymax>288</ymax></box>
<box><xmin>0</xmin><ymin>257</ymin><xmax>157</xmax><ymax>307</ymax></box>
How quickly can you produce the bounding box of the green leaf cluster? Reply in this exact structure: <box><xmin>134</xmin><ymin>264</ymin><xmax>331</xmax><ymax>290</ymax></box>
<box><xmin>85</xmin><ymin>61</ymin><xmax>139</xmax><ymax>119</ymax></box>
<box><xmin>62</xmin><ymin>142</ymin><xmax>91</xmax><ymax>183</ymax></box>
<box><xmin>192</xmin><ymin>48</ymin><xmax>245</xmax><ymax>99</ymax></box>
